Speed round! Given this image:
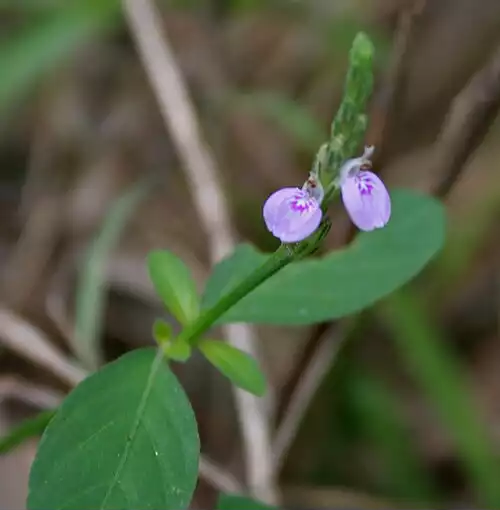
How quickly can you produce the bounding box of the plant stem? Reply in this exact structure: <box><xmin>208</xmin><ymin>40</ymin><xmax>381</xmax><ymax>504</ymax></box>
<box><xmin>178</xmin><ymin>245</ymin><xmax>292</xmax><ymax>344</ymax></box>
<box><xmin>178</xmin><ymin>219</ymin><xmax>331</xmax><ymax>345</ymax></box>
<box><xmin>175</xmin><ymin>32</ymin><xmax>376</xmax><ymax>346</ymax></box>
<box><xmin>323</xmin><ymin>32</ymin><xmax>374</xmax><ymax>184</ymax></box>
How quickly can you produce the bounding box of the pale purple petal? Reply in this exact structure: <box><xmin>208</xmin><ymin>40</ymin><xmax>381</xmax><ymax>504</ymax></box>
<box><xmin>341</xmin><ymin>170</ymin><xmax>391</xmax><ymax>231</ymax></box>
<box><xmin>263</xmin><ymin>187</ymin><xmax>322</xmax><ymax>243</ymax></box>
<box><xmin>263</xmin><ymin>187</ymin><xmax>299</xmax><ymax>232</ymax></box>
<box><xmin>275</xmin><ymin>204</ymin><xmax>322</xmax><ymax>243</ymax></box>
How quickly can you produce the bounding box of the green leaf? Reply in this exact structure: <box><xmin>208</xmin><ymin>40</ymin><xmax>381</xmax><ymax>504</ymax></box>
<box><xmin>147</xmin><ymin>250</ymin><xmax>200</xmax><ymax>325</ymax></box>
<box><xmin>202</xmin><ymin>190</ymin><xmax>445</xmax><ymax>325</ymax></box>
<box><xmin>346</xmin><ymin>370</ymin><xmax>439</xmax><ymax>502</ymax></box>
<box><xmin>198</xmin><ymin>340</ymin><xmax>266</xmax><ymax>396</ymax></box>
<box><xmin>27</xmin><ymin>349</ymin><xmax>199</xmax><ymax>510</ymax></box>
<box><xmin>153</xmin><ymin>319</ymin><xmax>192</xmax><ymax>362</ymax></box>
<box><xmin>217</xmin><ymin>493</ymin><xmax>277</xmax><ymax>510</ymax></box>
<box><xmin>153</xmin><ymin>318</ymin><xmax>173</xmax><ymax>343</ymax></box>
<box><xmin>164</xmin><ymin>340</ymin><xmax>192</xmax><ymax>362</ymax></box>
<box><xmin>0</xmin><ymin>0</ymin><xmax>119</xmax><ymax>111</ymax></box>
<box><xmin>381</xmin><ymin>292</ymin><xmax>500</xmax><ymax>508</ymax></box>
<box><xmin>75</xmin><ymin>182</ymin><xmax>149</xmax><ymax>369</ymax></box>
<box><xmin>0</xmin><ymin>410</ymin><xmax>56</xmax><ymax>455</ymax></box>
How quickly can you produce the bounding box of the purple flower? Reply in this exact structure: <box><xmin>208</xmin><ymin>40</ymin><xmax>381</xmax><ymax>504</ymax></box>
<box><xmin>340</xmin><ymin>147</ymin><xmax>391</xmax><ymax>231</ymax></box>
<box><xmin>263</xmin><ymin>186</ymin><xmax>322</xmax><ymax>243</ymax></box>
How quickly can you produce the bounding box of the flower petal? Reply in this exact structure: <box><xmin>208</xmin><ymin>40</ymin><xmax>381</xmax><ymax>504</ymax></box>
<box><xmin>341</xmin><ymin>171</ymin><xmax>391</xmax><ymax>231</ymax></box>
<box><xmin>276</xmin><ymin>204</ymin><xmax>322</xmax><ymax>243</ymax></box>
<box><xmin>263</xmin><ymin>187</ymin><xmax>322</xmax><ymax>242</ymax></box>
<box><xmin>263</xmin><ymin>187</ymin><xmax>301</xmax><ymax>233</ymax></box>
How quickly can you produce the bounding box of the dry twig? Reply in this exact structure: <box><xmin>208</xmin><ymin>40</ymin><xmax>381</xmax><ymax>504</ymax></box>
<box><xmin>0</xmin><ymin>196</ymin><xmax>63</xmax><ymax>308</ymax></box>
<box><xmin>0</xmin><ymin>376</ymin><xmax>64</xmax><ymax>410</ymax></box>
<box><xmin>122</xmin><ymin>0</ymin><xmax>276</xmax><ymax>503</ymax></box>
<box><xmin>0</xmin><ymin>308</ymin><xmax>86</xmax><ymax>387</ymax></box>
<box><xmin>273</xmin><ymin>325</ymin><xmax>345</xmax><ymax>472</ymax></box>
<box><xmin>368</xmin><ymin>0</ymin><xmax>427</xmax><ymax>164</ymax></box>
<box><xmin>199</xmin><ymin>456</ymin><xmax>244</xmax><ymax>495</ymax></box>
<box><xmin>432</xmin><ymin>42</ymin><xmax>500</xmax><ymax>197</ymax></box>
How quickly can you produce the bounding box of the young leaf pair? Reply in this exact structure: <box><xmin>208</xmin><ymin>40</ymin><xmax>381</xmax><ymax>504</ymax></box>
<box><xmin>147</xmin><ymin>251</ymin><xmax>266</xmax><ymax>397</ymax></box>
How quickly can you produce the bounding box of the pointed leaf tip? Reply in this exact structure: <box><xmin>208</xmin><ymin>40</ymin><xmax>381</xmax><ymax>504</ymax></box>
<box><xmin>199</xmin><ymin>340</ymin><xmax>267</xmax><ymax>396</ymax></box>
<box><xmin>147</xmin><ymin>250</ymin><xmax>200</xmax><ymax>325</ymax></box>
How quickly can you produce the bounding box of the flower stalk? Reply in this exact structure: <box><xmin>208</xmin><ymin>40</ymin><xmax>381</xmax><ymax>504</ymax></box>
<box><xmin>176</xmin><ymin>32</ymin><xmax>376</xmax><ymax>346</ymax></box>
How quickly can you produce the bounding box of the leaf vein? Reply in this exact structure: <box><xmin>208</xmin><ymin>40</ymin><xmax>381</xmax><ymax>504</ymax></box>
<box><xmin>98</xmin><ymin>350</ymin><xmax>163</xmax><ymax>509</ymax></box>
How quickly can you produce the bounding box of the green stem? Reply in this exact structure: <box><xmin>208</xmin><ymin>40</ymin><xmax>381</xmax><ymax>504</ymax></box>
<box><xmin>178</xmin><ymin>219</ymin><xmax>331</xmax><ymax>345</ymax></box>
<box><xmin>175</xmin><ymin>32</ymin><xmax>375</xmax><ymax>346</ymax></box>
<box><xmin>319</xmin><ymin>32</ymin><xmax>374</xmax><ymax>188</ymax></box>
<box><xmin>178</xmin><ymin>245</ymin><xmax>291</xmax><ymax>344</ymax></box>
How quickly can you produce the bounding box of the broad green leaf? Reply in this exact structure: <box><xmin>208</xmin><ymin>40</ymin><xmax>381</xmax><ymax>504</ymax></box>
<box><xmin>217</xmin><ymin>493</ymin><xmax>277</xmax><ymax>510</ymax></box>
<box><xmin>0</xmin><ymin>410</ymin><xmax>55</xmax><ymax>455</ymax></box>
<box><xmin>75</xmin><ymin>182</ymin><xmax>149</xmax><ymax>369</ymax></box>
<box><xmin>153</xmin><ymin>319</ymin><xmax>192</xmax><ymax>362</ymax></box>
<box><xmin>202</xmin><ymin>190</ymin><xmax>445</xmax><ymax>324</ymax></box>
<box><xmin>147</xmin><ymin>250</ymin><xmax>200</xmax><ymax>325</ymax></box>
<box><xmin>27</xmin><ymin>349</ymin><xmax>199</xmax><ymax>510</ymax></box>
<box><xmin>198</xmin><ymin>340</ymin><xmax>266</xmax><ymax>396</ymax></box>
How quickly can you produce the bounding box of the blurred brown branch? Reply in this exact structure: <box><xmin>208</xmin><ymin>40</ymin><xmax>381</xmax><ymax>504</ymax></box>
<box><xmin>273</xmin><ymin>323</ymin><xmax>346</xmax><ymax>472</ymax></box>
<box><xmin>0</xmin><ymin>376</ymin><xmax>64</xmax><ymax>410</ymax></box>
<box><xmin>369</xmin><ymin>0</ymin><xmax>427</xmax><ymax>163</ymax></box>
<box><xmin>433</xmin><ymin>42</ymin><xmax>500</xmax><ymax>197</ymax></box>
<box><xmin>199</xmin><ymin>456</ymin><xmax>244</xmax><ymax>495</ymax></box>
<box><xmin>0</xmin><ymin>308</ymin><xmax>86</xmax><ymax>387</ymax></box>
<box><xmin>122</xmin><ymin>0</ymin><xmax>276</xmax><ymax>503</ymax></box>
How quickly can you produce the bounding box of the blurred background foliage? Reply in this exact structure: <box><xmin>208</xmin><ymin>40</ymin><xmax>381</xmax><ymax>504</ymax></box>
<box><xmin>0</xmin><ymin>0</ymin><xmax>499</xmax><ymax>509</ymax></box>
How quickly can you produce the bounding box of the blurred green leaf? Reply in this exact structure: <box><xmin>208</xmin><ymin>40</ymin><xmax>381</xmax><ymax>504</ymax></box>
<box><xmin>203</xmin><ymin>190</ymin><xmax>445</xmax><ymax>325</ymax></box>
<box><xmin>431</xmin><ymin>186</ymin><xmax>500</xmax><ymax>294</ymax></box>
<box><xmin>381</xmin><ymin>291</ymin><xmax>500</xmax><ymax>508</ymax></box>
<box><xmin>0</xmin><ymin>410</ymin><xmax>55</xmax><ymax>455</ymax></box>
<box><xmin>217</xmin><ymin>493</ymin><xmax>276</xmax><ymax>510</ymax></box>
<box><xmin>75</xmin><ymin>182</ymin><xmax>149</xmax><ymax>369</ymax></box>
<box><xmin>347</xmin><ymin>370</ymin><xmax>440</xmax><ymax>502</ymax></box>
<box><xmin>199</xmin><ymin>339</ymin><xmax>266</xmax><ymax>396</ymax></box>
<box><xmin>147</xmin><ymin>250</ymin><xmax>200</xmax><ymax>326</ymax></box>
<box><xmin>0</xmin><ymin>1</ymin><xmax>55</xmax><ymax>10</ymax></box>
<box><xmin>27</xmin><ymin>349</ymin><xmax>199</xmax><ymax>510</ymax></box>
<box><xmin>226</xmin><ymin>0</ymin><xmax>271</xmax><ymax>13</ymax></box>
<box><xmin>0</xmin><ymin>0</ymin><xmax>120</xmax><ymax>110</ymax></box>
<box><xmin>234</xmin><ymin>91</ymin><xmax>326</xmax><ymax>151</ymax></box>
<box><xmin>164</xmin><ymin>339</ymin><xmax>192</xmax><ymax>362</ymax></box>
<box><xmin>153</xmin><ymin>318</ymin><xmax>173</xmax><ymax>343</ymax></box>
